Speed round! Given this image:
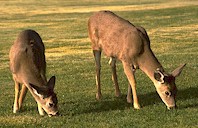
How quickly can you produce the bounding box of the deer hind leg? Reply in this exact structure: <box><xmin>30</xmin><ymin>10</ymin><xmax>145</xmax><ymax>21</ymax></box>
<box><xmin>122</xmin><ymin>62</ymin><xmax>140</xmax><ymax>109</ymax></box>
<box><xmin>127</xmin><ymin>84</ymin><xmax>132</xmax><ymax>103</ymax></box>
<box><xmin>109</xmin><ymin>57</ymin><xmax>121</xmax><ymax>97</ymax></box>
<box><xmin>18</xmin><ymin>84</ymin><xmax>28</xmax><ymax>110</ymax></box>
<box><xmin>13</xmin><ymin>79</ymin><xmax>20</xmax><ymax>113</ymax></box>
<box><xmin>127</xmin><ymin>67</ymin><xmax>136</xmax><ymax>103</ymax></box>
<box><xmin>93</xmin><ymin>50</ymin><xmax>102</xmax><ymax>100</ymax></box>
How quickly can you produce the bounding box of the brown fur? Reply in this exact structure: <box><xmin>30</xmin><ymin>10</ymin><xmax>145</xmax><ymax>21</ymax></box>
<box><xmin>88</xmin><ymin>11</ymin><xmax>185</xmax><ymax>109</ymax></box>
<box><xmin>9</xmin><ymin>30</ymin><xmax>58</xmax><ymax>116</ymax></box>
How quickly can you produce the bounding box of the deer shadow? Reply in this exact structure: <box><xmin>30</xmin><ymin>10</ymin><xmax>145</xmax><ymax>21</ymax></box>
<box><xmin>61</xmin><ymin>87</ymin><xmax>198</xmax><ymax>116</ymax></box>
<box><xmin>138</xmin><ymin>87</ymin><xmax>198</xmax><ymax>108</ymax></box>
<box><xmin>176</xmin><ymin>87</ymin><xmax>198</xmax><ymax>109</ymax></box>
<box><xmin>90</xmin><ymin>87</ymin><xmax>197</xmax><ymax>113</ymax></box>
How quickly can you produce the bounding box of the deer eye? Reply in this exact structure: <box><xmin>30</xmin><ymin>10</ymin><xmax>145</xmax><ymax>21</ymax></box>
<box><xmin>49</xmin><ymin>103</ymin><xmax>54</xmax><ymax>107</ymax></box>
<box><xmin>165</xmin><ymin>91</ymin><xmax>171</xmax><ymax>96</ymax></box>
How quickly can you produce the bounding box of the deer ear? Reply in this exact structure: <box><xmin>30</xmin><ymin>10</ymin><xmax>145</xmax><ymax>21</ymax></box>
<box><xmin>154</xmin><ymin>70</ymin><xmax>165</xmax><ymax>83</ymax></box>
<box><xmin>171</xmin><ymin>64</ymin><xmax>186</xmax><ymax>77</ymax></box>
<box><xmin>47</xmin><ymin>76</ymin><xmax>56</xmax><ymax>91</ymax></box>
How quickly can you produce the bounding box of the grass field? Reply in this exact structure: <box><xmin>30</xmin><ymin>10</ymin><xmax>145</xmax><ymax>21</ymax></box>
<box><xmin>0</xmin><ymin>0</ymin><xmax>198</xmax><ymax>127</ymax></box>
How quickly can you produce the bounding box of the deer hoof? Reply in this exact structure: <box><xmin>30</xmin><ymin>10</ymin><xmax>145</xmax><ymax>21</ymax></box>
<box><xmin>13</xmin><ymin>109</ymin><xmax>19</xmax><ymax>113</ymax></box>
<box><xmin>96</xmin><ymin>93</ymin><xmax>102</xmax><ymax>100</ymax></box>
<box><xmin>115</xmin><ymin>91</ymin><xmax>121</xmax><ymax>98</ymax></box>
<box><xmin>134</xmin><ymin>104</ymin><xmax>141</xmax><ymax>109</ymax></box>
<box><xmin>127</xmin><ymin>96</ymin><xmax>132</xmax><ymax>103</ymax></box>
<box><xmin>13</xmin><ymin>106</ymin><xmax>19</xmax><ymax>113</ymax></box>
<box><xmin>38</xmin><ymin>110</ymin><xmax>45</xmax><ymax>116</ymax></box>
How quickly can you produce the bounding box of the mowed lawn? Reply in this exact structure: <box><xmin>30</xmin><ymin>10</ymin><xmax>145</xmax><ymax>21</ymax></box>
<box><xmin>0</xmin><ymin>0</ymin><xmax>198</xmax><ymax>127</ymax></box>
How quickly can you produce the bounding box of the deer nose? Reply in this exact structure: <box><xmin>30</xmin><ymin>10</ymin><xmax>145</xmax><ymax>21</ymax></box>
<box><xmin>48</xmin><ymin>111</ymin><xmax>59</xmax><ymax>117</ymax></box>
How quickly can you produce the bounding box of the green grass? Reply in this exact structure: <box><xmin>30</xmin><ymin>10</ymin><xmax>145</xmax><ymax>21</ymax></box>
<box><xmin>0</xmin><ymin>0</ymin><xmax>198</xmax><ymax>127</ymax></box>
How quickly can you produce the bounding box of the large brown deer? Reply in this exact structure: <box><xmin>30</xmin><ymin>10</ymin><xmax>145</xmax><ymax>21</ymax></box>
<box><xmin>9</xmin><ymin>29</ymin><xmax>58</xmax><ymax>116</ymax></box>
<box><xmin>88</xmin><ymin>11</ymin><xmax>186</xmax><ymax>109</ymax></box>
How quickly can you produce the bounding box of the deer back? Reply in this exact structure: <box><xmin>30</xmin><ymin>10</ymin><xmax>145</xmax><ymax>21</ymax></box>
<box><xmin>88</xmin><ymin>11</ymin><xmax>152</xmax><ymax>66</ymax></box>
<box><xmin>9</xmin><ymin>29</ymin><xmax>47</xmax><ymax>86</ymax></box>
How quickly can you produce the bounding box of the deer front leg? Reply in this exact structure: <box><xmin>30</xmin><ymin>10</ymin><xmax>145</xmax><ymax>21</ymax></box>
<box><xmin>109</xmin><ymin>57</ymin><xmax>121</xmax><ymax>97</ymax></box>
<box><xmin>13</xmin><ymin>79</ymin><xmax>20</xmax><ymax>113</ymax></box>
<box><xmin>93</xmin><ymin>50</ymin><xmax>102</xmax><ymax>100</ymax></box>
<box><xmin>122</xmin><ymin>62</ymin><xmax>140</xmax><ymax>109</ymax></box>
<box><xmin>38</xmin><ymin>103</ymin><xmax>45</xmax><ymax>116</ymax></box>
<box><xmin>18</xmin><ymin>84</ymin><xmax>28</xmax><ymax>109</ymax></box>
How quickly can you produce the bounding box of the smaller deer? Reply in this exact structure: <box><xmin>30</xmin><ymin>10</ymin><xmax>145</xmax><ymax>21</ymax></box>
<box><xmin>9</xmin><ymin>29</ymin><xmax>58</xmax><ymax>116</ymax></box>
<box><xmin>88</xmin><ymin>11</ymin><xmax>186</xmax><ymax>109</ymax></box>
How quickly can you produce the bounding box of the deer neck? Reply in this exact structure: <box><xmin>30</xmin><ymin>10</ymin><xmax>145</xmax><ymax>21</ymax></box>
<box><xmin>137</xmin><ymin>51</ymin><xmax>164</xmax><ymax>83</ymax></box>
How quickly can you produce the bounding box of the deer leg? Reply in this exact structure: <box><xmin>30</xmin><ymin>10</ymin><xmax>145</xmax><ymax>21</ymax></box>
<box><xmin>24</xmin><ymin>83</ymin><xmax>45</xmax><ymax>115</ymax></box>
<box><xmin>18</xmin><ymin>84</ymin><xmax>28</xmax><ymax>110</ymax></box>
<box><xmin>93</xmin><ymin>50</ymin><xmax>102</xmax><ymax>100</ymax></box>
<box><xmin>127</xmin><ymin>67</ymin><xmax>136</xmax><ymax>103</ymax></box>
<box><xmin>38</xmin><ymin>103</ymin><xmax>45</xmax><ymax>116</ymax></box>
<box><xmin>127</xmin><ymin>84</ymin><xmax>132</xmax><ymax>103</ymax></box>
<box><xmin>109</xmin><ymin>57</ymin><xmax>121</xmax><ymax>97</ymax></box>
<box><xmin>122</xmin><ymin>62</ymin><xmax>140</xmax><ymax>109</ymax></box>
<box><xmin>13</xmin><ymin>79</ymin><xmax>20</xmax><ymax>113</ymax></box>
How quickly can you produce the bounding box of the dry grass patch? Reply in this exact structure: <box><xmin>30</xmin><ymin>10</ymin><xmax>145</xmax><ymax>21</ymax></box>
<box><xmin>1</xmin><ymin>1</ymin><xmax>197</xmax><ymax>16</ymax></box>
<box><xmin>46</xmin><ymin>38</ymin><xmax>90</xmax><ymax>59</ymax></box>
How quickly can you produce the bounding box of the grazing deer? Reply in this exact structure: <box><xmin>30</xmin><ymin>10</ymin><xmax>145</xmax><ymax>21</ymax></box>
<box><xmin>88</xmin><ymin>11</ymin><xmax>186</xmax><ymax>109</ymax></box>
<box><xmin>9</xmin><ymin>29</ymin><xmax>58</xmax><ymax>116</ymax></box>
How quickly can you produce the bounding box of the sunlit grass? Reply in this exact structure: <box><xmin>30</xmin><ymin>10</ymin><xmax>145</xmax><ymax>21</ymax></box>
<box><xmin>0</xmin><ymin>0</ymin><xmax>198</xmax><ymax>127</ymax></box>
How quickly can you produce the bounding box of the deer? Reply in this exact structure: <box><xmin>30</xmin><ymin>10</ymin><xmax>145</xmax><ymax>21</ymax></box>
<box><xmin>88</xmin><ymin>10</ymin><xmax>186</xmax><ymax>110</ymax></box>
<box><xmin>9</xmin><ymin>29</ymin><xmax>59</xmax><ymax>116</ymax></box>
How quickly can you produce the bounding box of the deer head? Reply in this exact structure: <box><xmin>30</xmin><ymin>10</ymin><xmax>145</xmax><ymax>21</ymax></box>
<box><xmin>29</xmin><ymin>76</ymin><xmax>58</xmax><ymax>116</ymax></box>
<box><xmin>154</xmin><ymin>64</ymin><xmax>186</xmax><ymax>109</ymax></box>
